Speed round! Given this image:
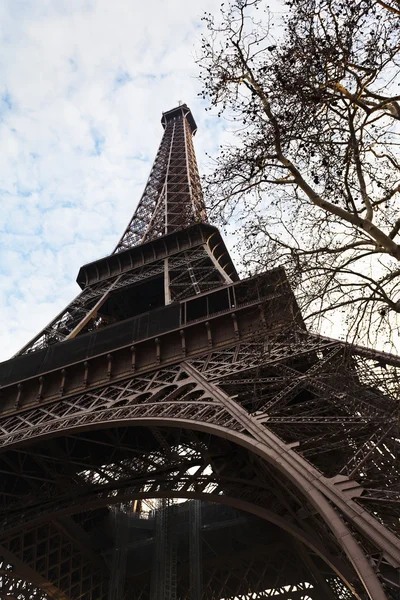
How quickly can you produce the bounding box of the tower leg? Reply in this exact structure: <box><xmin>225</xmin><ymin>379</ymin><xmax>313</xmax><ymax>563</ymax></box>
<box><xmin>294</xmin><ymin>539</ymin><xmax>347</xmax><ymax>600</ymax></box>
<box><xmin>184</xmin><ymin>362</ymin><xmax>390</xmax><ymax>600</ymax></box>
<box><xmin>189</xmin><ymin>500</ymin><xmax>203</xmax><ymax>600</ymax></box>
<box><xmin>150</xmin><ymin>499</ymin><xmax>178</xmax><ymax>600</ymax></box>
<box><xmin>108</xmin><ymin>505</ymin><xmax>129</xmax><ymax>600</ymax></box>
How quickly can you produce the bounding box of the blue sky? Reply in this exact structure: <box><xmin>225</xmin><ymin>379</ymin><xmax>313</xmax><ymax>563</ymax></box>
<box><xmin>0</xmin><ymin>0</ymin><xmax>241</xmax><ymax>359</ymax></box>
<box><xmin>0</xmin><ymin>0</ymin><xmax>284</xmax><ymax>360</ymax></box>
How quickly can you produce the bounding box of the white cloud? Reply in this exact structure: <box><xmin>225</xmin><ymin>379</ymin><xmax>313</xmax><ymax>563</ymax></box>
<box><xmin>0</xmin><ymin>0</ymin><xmax>283</xmax><ymax>361</ymax></box>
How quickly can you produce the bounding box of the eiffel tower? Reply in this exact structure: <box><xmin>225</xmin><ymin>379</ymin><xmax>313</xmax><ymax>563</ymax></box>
<box><xmin>0</xmin><ymin>103</ymin><xmax>399</xmax><ymax>600</ymax></box>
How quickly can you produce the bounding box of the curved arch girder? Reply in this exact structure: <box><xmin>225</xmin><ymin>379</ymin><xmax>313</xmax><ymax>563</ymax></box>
<box><xmin>0</xmin><ymin>362</ymin><xmax>398</xmax><ymax>600</ymax></box>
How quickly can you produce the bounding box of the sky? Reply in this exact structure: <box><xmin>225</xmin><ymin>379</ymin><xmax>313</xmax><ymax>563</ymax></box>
<box><xmin>0</xmin><ymin>0</ymin><xmax>282</xmax><ymax>361</ymax></box>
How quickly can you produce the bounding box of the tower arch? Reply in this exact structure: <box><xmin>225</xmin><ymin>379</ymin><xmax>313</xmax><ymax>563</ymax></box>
<box><xmin>0</xmin><ymin>105</ymin><xmax>398</xmax><ymax>600</ymax></box>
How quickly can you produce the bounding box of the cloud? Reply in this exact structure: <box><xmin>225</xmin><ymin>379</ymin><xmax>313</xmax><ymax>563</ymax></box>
<box><xmin>0</xmin><ymin>0</ymin><xmax>283</xmax><ymax>361</ymax></box>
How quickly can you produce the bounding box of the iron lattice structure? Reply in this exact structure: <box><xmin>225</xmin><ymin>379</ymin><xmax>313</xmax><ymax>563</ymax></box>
<box><xmin>113</xmin><ymin>104</ymin><xmax>206</xmax><ymax>252</ymax></box>
<box><xmin>0</xmin><ymin>104</ymin><xmax>399</xmax><ymax>600</ymax></box>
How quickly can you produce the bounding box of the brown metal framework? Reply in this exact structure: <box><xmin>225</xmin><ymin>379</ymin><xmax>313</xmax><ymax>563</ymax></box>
<box><xmin>113</xmin><ymin>104</ymin><xmax>206</xmax><ymax>253</ymax></box>
<box><xmin>103</xmin><ymin>501</ymin><xmax>357</xmax><ymax>599</ymax></box>
<box><xmin>0</xmin><ymin>104</ymin><xmax>399</xmax><ymax>600</ymax></box>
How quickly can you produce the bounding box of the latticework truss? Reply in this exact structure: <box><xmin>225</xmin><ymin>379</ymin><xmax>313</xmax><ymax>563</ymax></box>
<box><xmin>1</xmin><ymin>330</ymin><xmax>399</xmax><ymax>598</ymax></box>
<box><xmin>113</xmin><ymin>104</ymin><xmax>206</xmax><ymax>253</ymax></box>
<box><xmin>0</xmin><ymin>104</ymin><xmax>399</xmax><ymax>600</ymax></box>
<box><xmin>16</xmin><ymin>236</ymin><xmax>231</xmax><ymax>356</ymax></box>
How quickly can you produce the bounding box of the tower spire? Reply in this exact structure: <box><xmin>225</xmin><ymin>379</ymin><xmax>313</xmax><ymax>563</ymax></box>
<box><xmin>113</xmin><ymin>104</ymin><xmax>207</xmax><ymax>253</ymax></box>
<box><xmin>13</xmin><ymin>105</ymin><xmax>236</xmax><ymax>355</ymax></box>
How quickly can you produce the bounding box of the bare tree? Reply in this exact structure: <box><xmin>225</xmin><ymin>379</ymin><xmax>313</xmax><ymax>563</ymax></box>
<box><xmin>198</xmin><ymin>0</ymin><xmax>400</xmax><ymax>348</ymax></box>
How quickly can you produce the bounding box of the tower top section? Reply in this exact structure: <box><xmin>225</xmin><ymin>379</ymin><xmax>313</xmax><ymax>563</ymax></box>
<box><xmin>113</xmin><ymin>103</ymin><xmax>206</xmax><ymax>253</ymax></box>
<box><xmin>161</xmin><ymin>104</ymin><xmax>198</xmax><ymax>135</ymax></box>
